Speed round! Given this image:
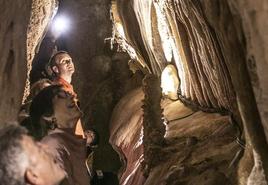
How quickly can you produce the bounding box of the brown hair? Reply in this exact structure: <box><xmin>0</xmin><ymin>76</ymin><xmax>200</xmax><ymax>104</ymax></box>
<box><xmin>46</xmin><ymin>50</ymin><xmax>69</xmax><ymax>79</ymax></box>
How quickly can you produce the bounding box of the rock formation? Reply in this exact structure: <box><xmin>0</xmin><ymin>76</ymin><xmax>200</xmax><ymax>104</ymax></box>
<box><xmin>1</xmin><ymin>0</ymin><xmax>268</xmax><ymax>184</ymax></box>
<box><xmin>0</xmin><ymin>0</ymin><xmax>57</xmax><ymax>126</ymax></box>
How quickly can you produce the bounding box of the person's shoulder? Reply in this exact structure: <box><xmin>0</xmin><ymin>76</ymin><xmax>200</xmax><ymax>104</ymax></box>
<box><xmin>41</xmin><ymin>131</ymin><xmax>65</xmax><ymax>147</ymax></box>
<box><xmin>41</xmin><ymin>132</ymin><xmax>70</xmax><ymax>157</ymax></box>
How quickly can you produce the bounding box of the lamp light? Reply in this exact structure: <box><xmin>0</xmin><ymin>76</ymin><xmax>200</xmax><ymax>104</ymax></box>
<box><xmin>52</xmin><ymin>15</ymin><xmax>70</xmax><ymax>35</ymax></box>
<box><xmin>161</xmin><ymin>64</ymin><xmax>179</xmax><ymax>100</ymax></box>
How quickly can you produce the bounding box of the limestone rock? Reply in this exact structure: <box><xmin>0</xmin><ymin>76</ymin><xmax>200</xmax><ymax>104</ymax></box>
<box><xmin>0</xmin><ymin>0</ymin><xmax>57</xmax><ymax>126</ymax></box>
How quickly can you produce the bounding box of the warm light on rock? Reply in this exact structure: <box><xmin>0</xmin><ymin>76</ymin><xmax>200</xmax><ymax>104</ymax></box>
<box><xmin>161</xmin><ymin>64</ymin><xmax>179</xmax><ymax>100</ymax></box>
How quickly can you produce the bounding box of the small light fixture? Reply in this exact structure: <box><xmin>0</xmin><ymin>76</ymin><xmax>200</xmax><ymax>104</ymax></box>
<box><xmin>52</xmin><ymin>15</ymin><xmax>70</xmax><ymax>35</ymax></box>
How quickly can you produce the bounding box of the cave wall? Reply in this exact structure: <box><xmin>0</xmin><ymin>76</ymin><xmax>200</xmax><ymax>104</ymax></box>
<box><xmin>227</xmin><ymin>1</ymin><xmax>268</xmax><ymax>141</ymax></box>
<box><xmin>199</xmin><ymin>1</ymin><xmax>268</xmax><ymax>183</ymax></box>
<box><xmin>110</xmin><ymin>85</ymin><xmax>241</xmax><ymax>185</ymax></box>
<box><xmin>114</xmin><ymin>0</ymin><xmax>268</xmax><ymax>135</ymax></box>
<box><xmin>109</xmin><ymin>88</ymin><xmax>145</xmax><ymax>185</ymax></box>
<box><xmin>116</xmin><ymin>0</ymin><xmax>236</xmax><ymax>112</ymax></box>
<box><xmin>25</xmin><ymin>0</ymin><xmax>58</xmax><ymax>101</ymax></box>
<box><xmin>0</xmin><ymin>1</ymin><xmax>57</xmax><ymax>126</ymax></box>
<box><xmin>226</xmin><ymin>1</ymin><xmax>268</xmax><ymax>183</ymax></box>
<box><xmin>111</xmin><ymin>0</ymin><xmax>268</xmax><ymax>184</ymax></box>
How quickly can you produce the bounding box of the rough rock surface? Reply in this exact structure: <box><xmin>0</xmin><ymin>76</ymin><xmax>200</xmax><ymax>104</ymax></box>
<box><xmin>25</xmin><ymin>0</ymin><xmax>58</xmax><ymax>102</ymax></box>
<box><xmin>0</xmin><ymin>1</ymin><xmax>56</xmax><ymax>126</ymax></box>
<box><xmin>110</xmin><ymin>88</ymin><xmax>145</xmax><ymax>185</ymax></box>
<box><xmin>110</xmin><ymin>87</ymin><xmax>241</xmax><ymax>185</ymax></box>
<box><xmin>227</xmin><ymin>1</ymin><xmax>268</xmax><ymax>142</ymax></box>
<box><xmin>115</xmin><ymin>0</ymin><xmax>236</xmax><ymax>111</ymax></box>
<box><xmin>112</xmin><ymin>0</ymin><xmax>268</xmax><ymax>184</ymax></box>
<box><xmin>200</xmin><ymin>1</ymin><xmax>268</xmax><ymax>183</ymax></box>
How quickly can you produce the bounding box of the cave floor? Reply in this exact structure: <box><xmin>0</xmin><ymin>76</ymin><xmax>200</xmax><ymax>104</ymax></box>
<box><xmin>143</xmin><ymin>100</ymin><xmax>241</xmax><ymax>185</ymax></box>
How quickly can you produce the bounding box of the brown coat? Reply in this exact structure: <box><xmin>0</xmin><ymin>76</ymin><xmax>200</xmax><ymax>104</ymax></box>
<box><xmin>41</xmin><ymin>128</ymin><xmax>90</xmax><ymax>185</ymax></box>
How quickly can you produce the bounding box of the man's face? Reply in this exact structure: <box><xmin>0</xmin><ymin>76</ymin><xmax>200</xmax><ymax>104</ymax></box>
<box><xmin>52</xmin><ymin>89</ymin><xmax>82</xmax><ymax>129</ymax></box>
<box><xmin>22</xmin><ymin>135</ymin><xmax>65</xmax><ymax>185</ymax></box>
<box><xmin>54</xmin><ymin>53</ymin><xmax>75</xmax><ymax>77</ymax></box>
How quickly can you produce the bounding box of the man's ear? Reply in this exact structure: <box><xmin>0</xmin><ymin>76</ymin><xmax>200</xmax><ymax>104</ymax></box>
<box><xmin>52</xmin><ymin>66</ymin><xmax>59</xmax><ymax>74</ymax></box>
<box><xmin>25</xmin><ymin>168</ymin><xmax>42</xmax><ymax>185</ymax></box>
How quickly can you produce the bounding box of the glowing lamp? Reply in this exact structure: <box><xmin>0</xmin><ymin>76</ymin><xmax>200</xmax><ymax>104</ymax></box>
<box><xmin>52</xmin><ymin>16</ymin><xmax>70</xmax><ymax>35</ymax></box>
<box><xmin>161</xmin><ymin>65</ymin><xmax>179</xmax><ymax>100</ymax></box>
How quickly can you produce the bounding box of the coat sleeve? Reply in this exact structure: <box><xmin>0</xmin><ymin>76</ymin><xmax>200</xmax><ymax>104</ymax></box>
<box><xmin>41</xmin><ymin>135</ymin><xmax>75</xmax><ymax>185</ymax></box>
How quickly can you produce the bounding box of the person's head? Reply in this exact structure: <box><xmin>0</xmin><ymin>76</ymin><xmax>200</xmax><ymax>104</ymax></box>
<box><xmin>30</xmin><ymin>85</ymin><xmax>81</xmax><ymax>139</ymax></box>
<box><xmin>19</xmin><ymin>79</ymin><xmax>52</xmax><ymax>126</ymax></box>
<box><xmin>46</xmin><ymin>51</ymin><xmax>75</xmax><ymax>81</ymax></box>
<box><xmin>84</xmin><ymin>129</ymin><xmax>99</xmax><ymax>147</ymax></box>
<box><xmin>30</xmin><ymin>78</ymin><xmax>52</xmax><ymax>99</ymax></box>
<box><xmin>0</xmin><ymin>124</ymin><xmax>65</xmax><ymax>185</ymax></box>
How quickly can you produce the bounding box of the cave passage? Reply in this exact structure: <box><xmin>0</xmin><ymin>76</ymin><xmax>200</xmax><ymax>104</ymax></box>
<box><xmin>26</xmin><ymin>2</ymin><xmax>245</xmax><ymax>183</ymax></box>
<box><xmin>1</xmin><ymin>1</ymin><xmax>268</xmax><ymax>185</ymax></box>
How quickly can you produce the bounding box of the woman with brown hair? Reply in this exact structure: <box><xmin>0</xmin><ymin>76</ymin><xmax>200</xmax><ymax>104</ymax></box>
<box><xmin>29</xmin><ymin>85</ymin><xmax>90</xmax><ymax>185</ymax></box>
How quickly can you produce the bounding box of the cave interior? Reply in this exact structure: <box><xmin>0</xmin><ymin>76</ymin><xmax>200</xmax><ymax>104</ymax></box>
<box><xmin>1</xmin><ymin>0</ymin><xmax>268</xmax><ymax>185</ymax></box>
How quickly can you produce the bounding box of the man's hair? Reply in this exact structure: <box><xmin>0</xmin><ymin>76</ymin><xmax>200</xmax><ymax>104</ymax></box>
<box><xmin>29</xmin><ymin>85</ymin><xmax>63</xmax><ymax>140</ymax></box>
<box><xmin>30</xmin><ymin>78</ymin><xmax>52</xmax><ymax>98</ymax></box>
<box><xmin>46</xmin><ymin>50</ymin><xmax>68</xmax><ymax>79</ymax></box>
<box><xmin>0</xmin><ymin>125</ymin><xmax>28</xmax><ymax>185</ymax></box>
